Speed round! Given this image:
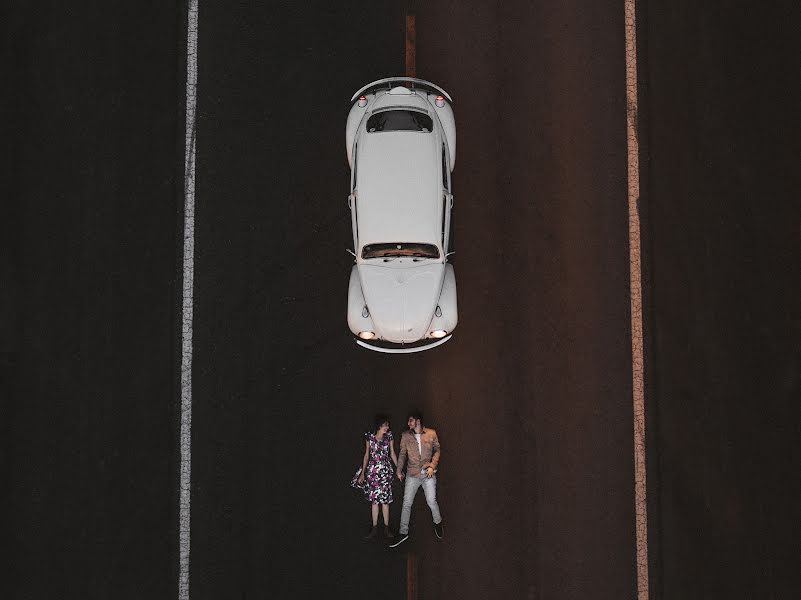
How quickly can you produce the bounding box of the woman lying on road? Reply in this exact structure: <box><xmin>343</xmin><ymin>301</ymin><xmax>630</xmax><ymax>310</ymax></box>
<box><xmin>352</xmin><ymin>414</ymin><xmax>398</xmax><ymax>540</ymax></box>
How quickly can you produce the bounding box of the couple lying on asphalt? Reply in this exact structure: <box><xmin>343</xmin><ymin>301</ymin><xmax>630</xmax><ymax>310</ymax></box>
<box><xmin>352</xmin><ymin>410</ymin><xmax>444</xmax><ymax>547</ymax></box>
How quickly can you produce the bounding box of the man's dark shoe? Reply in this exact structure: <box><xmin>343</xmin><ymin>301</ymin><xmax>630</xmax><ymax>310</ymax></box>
<box><xmin>364</xmin><ymin>526</ymin><xmax>378</xmax><ymax>540</ymax></box>
<box><xmin>388</xmin><ymin>533</ymin><xmax>409</xmax><ymax>548</ymax></box>
<box><xmin>434</xmin><ymin>522</ymin><xmax>444</xmax><ymax>539</ymax></box>
<box><xmin>384</xmin><ymin>526</ymin><xmax>395</xmax><ymax>539</ymax></box>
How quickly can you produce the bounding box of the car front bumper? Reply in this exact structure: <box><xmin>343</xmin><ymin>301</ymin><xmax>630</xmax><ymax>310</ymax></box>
<box><xmin>355</xmin><ymin>334</ymin><xmax>452</xmax><ymax>354</ymax></box>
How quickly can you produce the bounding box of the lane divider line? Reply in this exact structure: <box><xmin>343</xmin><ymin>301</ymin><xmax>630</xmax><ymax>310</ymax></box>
<box><xmin>624</xmin><ymin>1</ymin><xmax>650</xmax><ymax>598</ymax></box>
<box><xmin>179</xmin><ymin>1</ymin><xmax>199</xmax><ymax>598</ymax></box>
<box><xmin>405</xmin><ymin>13</ymin><xmax>416</xmax><ymax>78</ymax></box>
<box><xmin>404</xmin><ymin>16</ymin><xmax>418</xmax><ymax>600</ymax></box>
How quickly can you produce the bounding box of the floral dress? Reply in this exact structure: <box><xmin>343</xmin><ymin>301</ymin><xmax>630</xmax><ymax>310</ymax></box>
<box><xmin>360</xmin><ymin>430</ymin><xmax>394</xmax><ymax>504</ymax></box>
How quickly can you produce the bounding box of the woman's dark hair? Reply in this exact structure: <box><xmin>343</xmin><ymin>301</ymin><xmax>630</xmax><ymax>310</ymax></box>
<box><xmin>373</xmin><ymin>413</ymin><xmax>390</xmax><ymax>433</ymax></box>
<box><xmin>407</xmin><ymin>410</ymin><xmax>423</xmax><ymax>423</ymax></box>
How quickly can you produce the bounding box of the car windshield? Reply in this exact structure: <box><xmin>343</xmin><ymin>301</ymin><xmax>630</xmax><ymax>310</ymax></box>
<box><xmin>361</xmin><ymin>242</ymin><xmax>440</xmax><ymax>259</ymax></box>
<box><xmin>366</xmin><ymin>110</ymin><xmax>433</xmax><ymax>133</ymax></box>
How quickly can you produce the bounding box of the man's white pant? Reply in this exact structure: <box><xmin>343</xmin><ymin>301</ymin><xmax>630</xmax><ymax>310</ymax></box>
<box><xmin>398</xmin><ymin>474</ymin><xmax>442</xmax><ymax>535</ymax></box>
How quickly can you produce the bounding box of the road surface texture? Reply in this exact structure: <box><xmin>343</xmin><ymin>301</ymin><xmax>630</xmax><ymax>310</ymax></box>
<box><xmin>3</xmin><ymin>1</ymin><xmax>798</xmax><ymax>599</ymax></box>
<box><xmin>3</xmin><ymin>1</ymin><xmax>183</xmax><ymax>597</ymax></box>
<box><xmin>189</xmin><ymin>1</ymin><xmax>633</xmax><ymax>597</ymax></box>
<box><xmin>640</xmin><ymin>1</ymin><xmax>800</xmax><ymax>597</ymax></box>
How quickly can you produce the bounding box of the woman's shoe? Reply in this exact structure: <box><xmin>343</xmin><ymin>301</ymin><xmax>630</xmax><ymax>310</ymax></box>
<box><xmin>364</xmin><ymin>526</ymin><xmax>378</xmax><ymax>540</ymax></box>
<box><xmin>384</xmin><ymin>526</ymin><xmax>395</xmax><ymax>539</ymax></box>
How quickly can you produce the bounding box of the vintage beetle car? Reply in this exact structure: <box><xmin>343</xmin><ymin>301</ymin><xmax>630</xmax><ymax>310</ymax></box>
<box><xmin>345</xmin><ymin>77</ymin><xmax>458</xmax><ymax>353</ymax></box>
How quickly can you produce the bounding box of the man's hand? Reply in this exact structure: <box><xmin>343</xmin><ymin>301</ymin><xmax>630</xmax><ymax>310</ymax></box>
<box><xmin>397</xmin><ymin>471</ymin><xmax>404</xmax><ymax>481</ymax></box>
<box><xmin>425</xmin><ymin>466</ymin><xmax>434</xmax><ymax>478</ymax></box>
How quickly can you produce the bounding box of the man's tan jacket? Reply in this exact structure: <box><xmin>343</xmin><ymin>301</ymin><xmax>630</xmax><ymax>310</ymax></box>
<box><xmin>397</xmin><ymin>428</ymin><xmax>440</xmax><ymax>477</ymax></box>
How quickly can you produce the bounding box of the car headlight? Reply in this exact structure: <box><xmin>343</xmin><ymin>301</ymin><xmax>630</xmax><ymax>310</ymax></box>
<box><xmin>358</xmin><ymin>331</ymin><xmax>376</xmax><ymax>340</ymax></box>
<box><xmin>430</xmin><ymin>329</ymin><xmax>448</xmax><ymax>339</ymax></box>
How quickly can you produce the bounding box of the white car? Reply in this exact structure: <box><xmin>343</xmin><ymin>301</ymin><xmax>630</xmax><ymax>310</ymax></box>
<box><xmin>345</xmin><ymin>77</ymin><xmax>458</xmax><ymax>353</ymax></box>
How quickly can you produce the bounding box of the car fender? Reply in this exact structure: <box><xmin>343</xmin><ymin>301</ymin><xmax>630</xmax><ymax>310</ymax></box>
<box><xmin>345</xmin><ymin>95</ymin><xmax>373</xmax><ymax>168</ymax></box>
<box><xmin>427</xmin><ymin>263</ymin><xmax>457</xmax><ymax>334</ymax></box>
<box><xmin>428</xmin><ymin>95</ymin><xmax>456</xmax><ymax>169</ymax></box>
<box><xmin>347</xmin><ymin>265</ymin><xmax>374</xmax><ymax>336</ymax></box>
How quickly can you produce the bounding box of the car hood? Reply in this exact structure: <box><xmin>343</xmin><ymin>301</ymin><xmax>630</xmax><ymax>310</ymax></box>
<box><xmin>358</xmin><ymin>262</ymin><xmax>444</xmax><ymax>343</ymax></box>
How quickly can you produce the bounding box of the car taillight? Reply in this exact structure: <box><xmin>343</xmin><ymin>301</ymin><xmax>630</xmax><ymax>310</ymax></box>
<box><xmin>434</xmin><ymin>95</ymin><xmax>445</xmax><ymax>108</ymax></box>
<box><xmin>357</xmin><ymin>95</ymin><xmax>368</xmax><ymax>108</ymax></box>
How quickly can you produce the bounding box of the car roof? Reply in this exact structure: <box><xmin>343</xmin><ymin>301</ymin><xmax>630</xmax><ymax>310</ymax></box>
<box><xmin>356</xmin><ymin>128</ymin><xmax>443</xmax><ymax>249</ymax></box>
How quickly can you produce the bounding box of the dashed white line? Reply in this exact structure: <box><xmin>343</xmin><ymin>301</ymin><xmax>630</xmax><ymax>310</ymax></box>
<box><xmin>624</xmin><ymin>1</ymin><xmax>650</xmax><ymax>598</ymax></box>
<box><xmin>179</xmin><ymin>1</ymin><xmax>198</xmax><ymax>598</ymax></box>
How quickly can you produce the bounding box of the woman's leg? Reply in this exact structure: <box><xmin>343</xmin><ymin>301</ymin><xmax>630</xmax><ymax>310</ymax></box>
<box><xmin>381</xmin><ymin>503</ymin><xmax>394</xmax><ymax>538</ymax></box>
<box><xmin>364</xmin><ymin>502</ymin><xmax>379</xmax><ymax>539</ymax></box>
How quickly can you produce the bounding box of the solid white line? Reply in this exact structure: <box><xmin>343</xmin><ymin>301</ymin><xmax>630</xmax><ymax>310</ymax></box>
<box><xmin>179</xmin><ymin>1</ymin><xmax>198</xmax><ymax>599</ymax></box>
<box><xmin>624</xmin><ymin>1</ymin><xmax>649</xmax><ymax>598</ymax></box>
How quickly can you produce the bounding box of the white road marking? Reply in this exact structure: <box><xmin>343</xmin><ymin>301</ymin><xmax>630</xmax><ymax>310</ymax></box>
<box><xmin>624</xmin><ymin>1</ymin><xmax>649</xmax><ymax>598</ymax></box>
<box><xmin>179</xmin><ymin>1</ymin><xmax>198</xmax><ymax>599</ymax></box>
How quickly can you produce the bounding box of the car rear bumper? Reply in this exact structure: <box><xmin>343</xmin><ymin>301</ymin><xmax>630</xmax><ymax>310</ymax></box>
<box><xmin>355</xmin><ymin>334</ymin><xmax>452</xmax><ymax>354</ymax></box>
<box><xmin>350</xmin><ymin>77</ymin><xmax>452</xmax><ymax>103</ymax></box>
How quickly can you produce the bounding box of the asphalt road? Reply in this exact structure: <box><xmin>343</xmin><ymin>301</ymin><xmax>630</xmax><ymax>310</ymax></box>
<box><xmin>641</xmin><ymin>1</ymin><xmax>800</xmax><ymax>597</ymax></box>
<box><xmin>189</xmin><ymin>1</ymin><xmax>636</xmax><ymax>597</ymax></box>
<box><xmin>4</xmin><ymin>1</ymin><xmax>798</xmax><ymax>599</ymax></box>
<box><xmin>4</xmin><ymin>1</ymin><xmax>182</xmax><ymax>597</ymax></box>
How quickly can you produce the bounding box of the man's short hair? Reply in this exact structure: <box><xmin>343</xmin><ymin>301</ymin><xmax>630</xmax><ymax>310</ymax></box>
<box><xmin>407</xmin><ymin>410</ymin><xmax>423</xmax><ymax>423</ymax></box>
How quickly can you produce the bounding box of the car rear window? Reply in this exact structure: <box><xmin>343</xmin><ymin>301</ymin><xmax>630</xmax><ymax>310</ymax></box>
<box><xmin>366</xmin><ymin>110</ymin><xmax>433</xmax><ymax>133</ymax></box>
<box><xmin>361</xmin><ymin>242</ymin><xmax>440</xmax><ymax>259</ymax></box>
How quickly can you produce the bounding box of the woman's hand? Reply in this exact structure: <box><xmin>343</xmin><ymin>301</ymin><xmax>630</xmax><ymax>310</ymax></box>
<box><xmin>357</xmin><ymin>473</ymin><xmax>365</xmax><ymax>485</ymax></box>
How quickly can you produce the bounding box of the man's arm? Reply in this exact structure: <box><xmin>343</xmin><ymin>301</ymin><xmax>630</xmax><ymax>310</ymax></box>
<box><xmin>429</xmin><ymin>430</ymin><xmax>440</xmax><ymax>470</ymax></box>
<box><xmin>397</xmin><ymin>433</ymin><xmax>408</xmax><ymax>477</ymax></box>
